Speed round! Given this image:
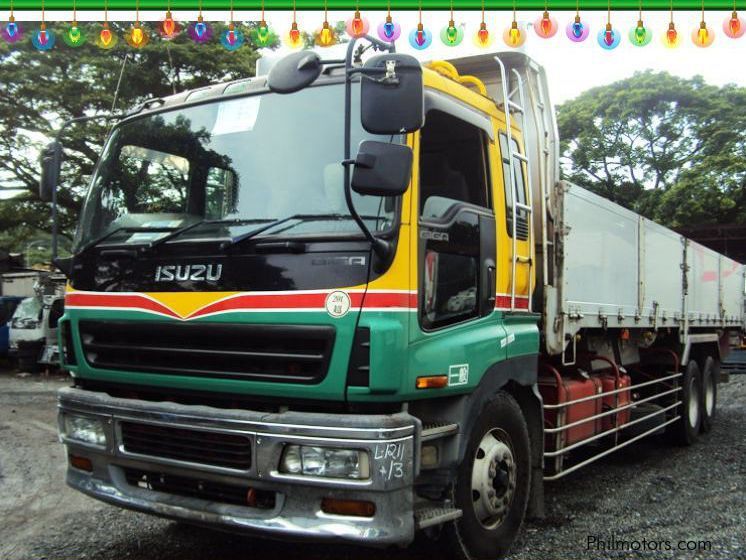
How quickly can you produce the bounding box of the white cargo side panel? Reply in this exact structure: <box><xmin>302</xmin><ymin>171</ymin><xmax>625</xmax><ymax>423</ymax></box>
<box><xmin>688</xmin><ymin>242</ymin><xmax>721</xmax><ymax>322</ymax></box>
<box><xmin>721</xmin><ymin>256</ymin><xmax>745</xmax><ymax>325</ymax></box>
<box><xmin>562</xmin><ymin>185</ymin><xmax>639</xmax><ymax>322</ymax></box>
<box><xmin>642</xmin><ymin>219</ymin><xmax>684</xmax><ymax>322</ymax></box>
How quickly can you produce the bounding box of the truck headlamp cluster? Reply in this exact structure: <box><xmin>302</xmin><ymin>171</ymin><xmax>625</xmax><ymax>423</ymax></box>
<box><xmin>280</xmin><ymin>445</ymin><xmax>370</xmax><ymax>480</ymax></box>
<box><xmin>63</xmin><ymin>414</ymin><xmax>107</xmax><ymax>446</ymax></box>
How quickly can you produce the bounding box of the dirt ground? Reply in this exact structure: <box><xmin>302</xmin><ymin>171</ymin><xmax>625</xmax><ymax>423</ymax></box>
<box><xmin>0</xmin><ymin>369</ymin><xmax>744</xmax><ymax>560</ymax></box>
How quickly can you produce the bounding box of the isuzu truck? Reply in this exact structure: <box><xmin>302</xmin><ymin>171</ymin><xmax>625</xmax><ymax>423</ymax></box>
<box><xmin>43</xmin><ymin>39</ymin><xmax>745</xmax><ymax>560</ymax></box>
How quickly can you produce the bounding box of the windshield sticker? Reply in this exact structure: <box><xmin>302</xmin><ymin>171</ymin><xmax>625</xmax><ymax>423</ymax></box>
<box><xmin>212</xmin><ymin>96</ymin><xmax>261</xmax><ymax>136</ymax></box>
<box><xmin>448</xmin><ymin>364</ymin><xmax>469</xmax><ymax>386</ymax></box>
<box><xmin>126</xmin><ymin>220</ymin><xmax>183</xmax><ymax>244</ymax></box>
<box><xmin>325</xmin><ymin>290</ymin><xmax>352</xmax><ymax>318</ymax></box>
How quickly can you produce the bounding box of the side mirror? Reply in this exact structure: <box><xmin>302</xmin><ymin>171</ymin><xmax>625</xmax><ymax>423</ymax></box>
<box><xmin>361</xmin><ymin>54</ymin><xmax>424</xmax><ymax>135</ymax></box>
<box><xmin>39</xmin><ymin>141</ymin><xmax>62</xmax><ymax>203</ymax></box>
<box><xmin>351</xmin><ymin>141</ymin><xmax>412</xmax><ymax>197</ymax></box>
<box><xmin>267</xmin><ymin>51</ymin><xmax>323</xmax><ymax>94</ymax></box>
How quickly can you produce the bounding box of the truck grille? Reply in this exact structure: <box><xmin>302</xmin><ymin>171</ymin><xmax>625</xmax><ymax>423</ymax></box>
<box><xmin>120</xmin><ymin>421</ymin><xmax>252</xmax><ymax>470</ymax></box>
<box><xmin>78</xmin><ymin>320</ymin><xmax>335</xmax><ymax>384</ymax></box>
<box><xmin>123</xmin><ymin>467</ymin><xmax>275</xmax><ymax>508</ymax></box>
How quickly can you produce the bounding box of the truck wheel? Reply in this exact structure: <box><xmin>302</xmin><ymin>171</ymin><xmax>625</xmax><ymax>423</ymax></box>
<box><xmin>443</xmin><ymin>391</ymin><xmax>531</xmax><ymax>560</ymax></box>
<box><xmin>699</xmin><ymin>356</ymin><xmax>717</xmax><ymax>433</ymax></box>
<box><xmin>667</xmin><ymin>360</ymin><xmax>702</xmax><ymax>446</ymax></box>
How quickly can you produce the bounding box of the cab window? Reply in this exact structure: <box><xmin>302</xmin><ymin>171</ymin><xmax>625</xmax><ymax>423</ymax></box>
<box><xmin>499</xmin><ymin>133</ymin><xmax>529</xmax><ymax>240</ymax></box>
<box><xmin>419</xmin><ymin>110</ymin><xmax>492</xmax><ymax>330</ymax></box>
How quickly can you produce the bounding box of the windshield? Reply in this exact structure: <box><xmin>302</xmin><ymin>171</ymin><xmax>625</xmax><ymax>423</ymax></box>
<box><xmin>74</xmin><ymin>83</ymin><xmax>404</xmax><ymax>251</ymax></box>
<box><xmin>11</xmin><ymin>298</ymin><xmax>42</xmax><ymax>329</ymax></box>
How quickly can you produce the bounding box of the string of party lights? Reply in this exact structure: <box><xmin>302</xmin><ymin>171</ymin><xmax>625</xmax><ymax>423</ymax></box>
<box><xmin>3</xmin><ymin>2</ymin><xmax>746</xmax><ymax>50</ymax></box>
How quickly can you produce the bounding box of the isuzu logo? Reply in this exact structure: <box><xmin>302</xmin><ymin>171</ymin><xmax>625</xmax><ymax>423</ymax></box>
<box><xmin>154</xmin><ymin>264</ymin><xmax>223</xmax><ymax>282</ymax></box>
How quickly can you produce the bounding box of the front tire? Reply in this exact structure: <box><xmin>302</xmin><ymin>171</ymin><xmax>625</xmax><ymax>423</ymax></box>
<box><xmin>442</xmin><ymin>391</ymin><xmax>531</xmax><ymax>560</ymax></box>
<box><xmin>699</xmin><ymin>356</ymin><xmax>718</xmax><ymax>433</ymax></box>
<box><xmin>667</xmin><ymin>360</ymin><xmax>702</xmax><ymax>446</ymax></box>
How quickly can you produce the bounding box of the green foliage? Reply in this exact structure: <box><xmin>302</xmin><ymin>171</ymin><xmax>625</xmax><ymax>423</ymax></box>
<box><xmin>557</xmin><ymin>70</ymin><xmax>746</xmax><ymax>228</ymax></box>
<box><xmin>0</xmin><ymin>21</ymin><xmax>263</xmax><ymax>256</ymax></box>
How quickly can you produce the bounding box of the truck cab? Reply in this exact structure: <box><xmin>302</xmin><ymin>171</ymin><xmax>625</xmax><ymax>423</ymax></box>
<box><xmin>51</xmin><ymin>42</ymin><xmax>743</xmax><ymax>560</ymax></box>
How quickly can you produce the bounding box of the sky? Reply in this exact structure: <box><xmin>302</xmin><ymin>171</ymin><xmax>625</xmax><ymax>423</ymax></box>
<box><xmin>3</xmin><ymin>9</ymin><xmax>745</xmax><ymax>200</ymax></box>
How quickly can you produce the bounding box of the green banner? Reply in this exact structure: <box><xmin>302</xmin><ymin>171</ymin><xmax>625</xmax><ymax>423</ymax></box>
<box><xmin>0</xmin><ymin>0</ymin><xmax>737</xmax><ymax>10</ymax></box>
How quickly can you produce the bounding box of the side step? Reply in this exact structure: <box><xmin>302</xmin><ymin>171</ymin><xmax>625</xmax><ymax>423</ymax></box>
<box><xmin>415</xmin><ymin>504</ymin><xmax>463</xmax><ymax>529</ymax></box>
<box><xmin>421</xmin><ymin>422</ymin><xmax>459</xmax><ymax>442</ymax></box>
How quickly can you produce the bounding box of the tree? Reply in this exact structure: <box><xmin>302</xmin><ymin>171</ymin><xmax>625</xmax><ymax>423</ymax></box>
<box><xmin>0</xmin><ymin>21</ymin><xmax>264</xmax><ymax>260</ymax></box>
<box><xmin>556</xmin><ymin>71</ymin><xmax>746</xmax><ymax>228</ymax></box>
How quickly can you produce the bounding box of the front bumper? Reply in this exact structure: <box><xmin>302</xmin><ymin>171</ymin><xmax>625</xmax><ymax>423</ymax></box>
<box><xmin>58</xmin><ymin>387</ymin><xmax>419</xmax><ymax>546</ymax></box>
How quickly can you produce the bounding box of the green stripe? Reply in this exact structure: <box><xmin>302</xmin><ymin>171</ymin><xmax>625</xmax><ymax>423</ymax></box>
<box><xmin>2</xmin><ymin>0</ymin><xmax>735</xmax><ymax>10</ymax></box>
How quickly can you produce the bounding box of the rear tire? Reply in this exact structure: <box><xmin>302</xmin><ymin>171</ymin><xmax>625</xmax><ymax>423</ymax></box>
<box><xmin>699</xmin><ymin>356</ymin><xmax>718</xmax><ymax>433</ymax></box>
<box><xmin>442</xmin><ymin>391</ymin><xmax>531</xmax><ymax>560</ymax></box>
<box><xmin>667</xmin><ymin>360</ymin><xmax>702</xmax><ymax>446</ymax></box>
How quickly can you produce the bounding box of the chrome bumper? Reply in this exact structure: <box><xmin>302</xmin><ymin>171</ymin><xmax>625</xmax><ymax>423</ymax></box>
<box><xmin>58</xmin><ymin>387</ymin><xmax>419</xmax><ymax>546</ymax></box>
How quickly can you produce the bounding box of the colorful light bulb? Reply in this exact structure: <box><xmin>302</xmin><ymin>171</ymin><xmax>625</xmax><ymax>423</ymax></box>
<box><xmin>598</xmin><ymin>22</ymin><xmax>620</xmax><ymax>49</ymax></box>
<box><xmin>723</xmin><ymin>11</ymin><xmax>745</xmax><ymax>38</ymax></box>
<box><xmin>692</xmin><ymin>20</ymin><xmax>714</xmax><ymax>47</ymax></box>
<box><xmin>534</xmin><ymin>10</ymin><xmax>558</xmax><ymax>38</ymax></box>
<box><xmin>377</xmin><ymin>15</ymin><xmax>401</xmax><ymax>41</ymax></box>
<box><xmin>2</xmin><ymin>16</ymin><xmax>23</xmax><ymax>43</ymax></box>
<box><xmin>630</xmin><ymin>19</ymin><xmax>652</xmax><ymax>46</ymax></box>
<box><xmin>286</xmin><ymin>21</ymin><xmax>303</xmax><ymax>48</ymax></box>
<box><xmin>566</xmin><ymin>15</ymin><xmax>589</xmax><ymax>42</ymax></box>
<box><xmin>503</xmin><ymin>20</ymin><xmax>526</xmax><ymax>47</ymax></box>
<box><xmin>221</xmin><ymin>22</ymin><xmax>245</xmax><ymax>50</ymax></box>
<box><xmin>474</xmin><ymin>21</ymin><xmax>492</xmax><ymax>47</ymax></box>
<box><xmin>126</xmin><ymin>22</ymin><xmax>149</xmax><ymax>48</ymax></box>
<box><xmin>159</xmin><ymin>10</ymin><xmax>181</xmax><ymax>39</ymax></box>
<box><xmin>440</xmin><ymin>19</ymin><xmax>463</xmax><ymax>46</ymax></box>
<box><xmin>663</xmin><ymin>21</ymin><xmax>679</xmax><ymax>47</ymax></box>
<box><xmin>251</xmin><ymin>19</ymin><xmax>273</xmax><ymax>46</ymax></box>
<box><xmin>345</xmin><ymin>10</ymin><xmax>369</xmax><ymax>38</ymax></box>
<box><xmin>408</xmin><ymin>22</ymin><xmax>432</xmax><ymax>49</ymax></box>
<box><xmin>188</xmin><ymin>16</ymin><xmax>213</xmax><ymax>44</ymax></box>
<box><xmin>32</xmin><ymin>24</ymin><xmax>55</xmax><ymax>51</ymax></box>
<box><xmin>62</xmin><ymin>21</ymin><xmax>86</xmax><ymax>46</ymax></box>
<box><xmin>96</xmin><ymin>21</ymin><xmax>117</xmax><ymax>49</ymax></box>
<box><xmin>315</xmin><ymin>20</ymin><xmax>336</xmax><ymax>47</ymax></box>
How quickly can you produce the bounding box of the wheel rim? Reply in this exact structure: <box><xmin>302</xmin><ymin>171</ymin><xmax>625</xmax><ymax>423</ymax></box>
<box><xmin>688</xmin><ymin>374</ymin><xmax>700</xmax><ymax>428</ymax></box>
<box><xmin>704</xmin><ymin>371</ymin><xmax>715</xmax><ymax>416</ymax></box>
<box><xmin>470</xmin><ymin>428</ymin><xmax>516</xmax><ymax>530</ymax></box>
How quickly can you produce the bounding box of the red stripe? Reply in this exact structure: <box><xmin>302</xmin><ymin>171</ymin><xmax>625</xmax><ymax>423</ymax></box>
<box><xmin>361</xmin><ymin>292</ymin><xmax>418</xmax><ymax>309</ymax></box>
<box><xmin>65</xmin><ymin>293</ymin><xmax>179</xmax><ymax>318</ymax></box>
<box><xmin>190</xmin><ymin>292</ymin><xmax>367</xmax><ymax>318</ymax></box>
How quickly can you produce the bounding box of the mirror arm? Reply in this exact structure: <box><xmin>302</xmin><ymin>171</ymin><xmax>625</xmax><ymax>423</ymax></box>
<box><xmin>47</xmin><ymin>113</ymin><xmax>122</xmax><ymax>264</ymax></box>
<box><xmin>342</xmin><ymin>36</ymin><xmax>395</xmax><ymax>265</ymax></box>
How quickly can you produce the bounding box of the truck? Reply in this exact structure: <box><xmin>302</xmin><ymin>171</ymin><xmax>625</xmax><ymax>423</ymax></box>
<box><xmin>7</xmin><ymin>273</ymin><xmax>65</xmax><ymax>371</ymax></box>
<box><xmin>44</xmin><ymin>39</ymin><xmax>745</xmax><ymax>560</ymax></box>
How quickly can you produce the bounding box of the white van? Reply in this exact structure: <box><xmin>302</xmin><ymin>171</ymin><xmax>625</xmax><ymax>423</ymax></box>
<box><xmin>9</xmin><ymin>295</ymin><xmax>63</xmax><ymax>371</ymax></box>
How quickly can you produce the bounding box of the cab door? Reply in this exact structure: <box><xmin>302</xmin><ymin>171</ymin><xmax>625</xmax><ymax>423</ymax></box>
<box><xmin>408</xmin><ymin>105</ymin><xmax>508</xmax><ymax>390</ymax></box>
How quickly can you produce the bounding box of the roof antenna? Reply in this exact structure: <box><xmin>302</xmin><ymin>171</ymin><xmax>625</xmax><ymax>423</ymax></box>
<box><xmin>111</xmin><ymin>52</ymin><xmax>129</xmax><ymax>112</ymax></box>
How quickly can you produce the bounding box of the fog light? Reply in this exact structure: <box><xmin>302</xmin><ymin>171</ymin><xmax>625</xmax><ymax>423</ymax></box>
<box><xmin>69</xmin><ymin>454</ymin><xmax>93</xmax><ymax>472</ymax></box>
<box><xmin>321</xmin><ymin>497</ymin><xmax>376</xmax><ymax>517</ymax></box>
<box><xmin>63</xmin><ymin>414</ymin><xmax>106</xmax><ymax>446</ymax></box>
<box><xmin>279</xmin><ymin>445</ymin><xmax>370</xmax><ymax>479</ymax></box>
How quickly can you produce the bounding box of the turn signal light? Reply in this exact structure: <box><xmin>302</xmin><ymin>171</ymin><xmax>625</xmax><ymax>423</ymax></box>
<box><xmin>416</xmin><ymin>375</ymin><xmax>449</xmax><ymax>389</ymax></box>
<box><xmin>69</xmin><ymin>454</ymin><xmax>93</xmax><ymax>472</ymax></box>
<box><xmin>321</xmin><ymin>498</ymin><xmax>376</xmax><ymax>517</ymax></box>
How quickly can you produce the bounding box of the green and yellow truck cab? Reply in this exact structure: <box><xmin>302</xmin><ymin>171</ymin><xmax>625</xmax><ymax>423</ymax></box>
<box><xmin>47</xmin><ymin>39</ymin><xmax>744</xmax><ymax>560</ymax></box>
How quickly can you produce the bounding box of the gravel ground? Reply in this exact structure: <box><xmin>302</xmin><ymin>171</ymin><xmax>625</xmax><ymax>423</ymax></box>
<box><xmin>0</xmin><ymin>370</ymin><xmax>743</xmax><ymax>560</ymax></box>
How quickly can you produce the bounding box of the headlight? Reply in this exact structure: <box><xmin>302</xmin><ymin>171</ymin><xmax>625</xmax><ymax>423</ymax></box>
<box><xmin>279</xmin><ymin>445</ymin><xmax>370</xmax><ymax>480</ymax></box>
<box><xmin>63</xmin><ymin>414</ymin><xmax>107</xmax><ymax>446</ymax></box>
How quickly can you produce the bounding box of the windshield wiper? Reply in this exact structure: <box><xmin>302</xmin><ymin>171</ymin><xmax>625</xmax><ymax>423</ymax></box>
<box><xmin>75</xmin><ymin>226</ymin><xmax>176</xmax><ymax>257</ymax></box>
<box><xmin>130</xmin><ymin>218</ymin><xmax>280</xmax><ymax>254</ymax></box>
<box><xmin>222</xmin><ymin>213</ymin><xmax>385</xmax><ymax>250</ymax></box>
